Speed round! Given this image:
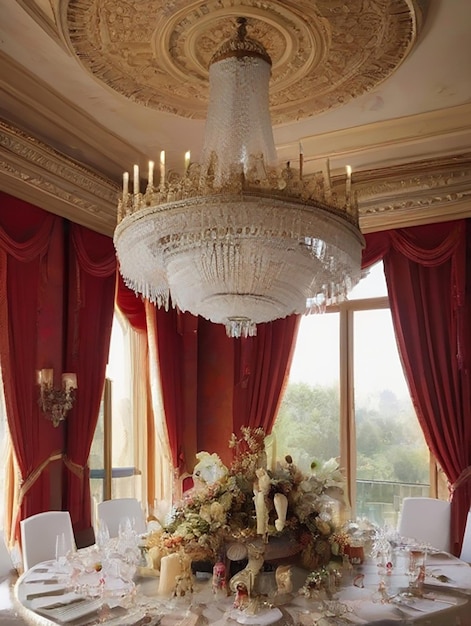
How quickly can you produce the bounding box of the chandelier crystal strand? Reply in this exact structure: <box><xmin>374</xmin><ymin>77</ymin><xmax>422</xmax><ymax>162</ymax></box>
<box><xmin>114</xmin><ymin>18</ymin><xmax>365</xmax><ymax>338</ymax></box>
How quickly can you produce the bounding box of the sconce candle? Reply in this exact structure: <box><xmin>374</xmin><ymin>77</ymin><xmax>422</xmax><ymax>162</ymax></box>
<box><xmin>62</xmin><ymin>372</ymin><xmax>77</xmax><ymax>392</ymax></box>
<box><xmin>185</xmin><ymin>151</ymin><xmax>191</xmax><ymax>171</ymax></box>
<box><xmin>123</xmin><ymin>172</ymin><xmax>129</xmax><ymax>198</ymax></box>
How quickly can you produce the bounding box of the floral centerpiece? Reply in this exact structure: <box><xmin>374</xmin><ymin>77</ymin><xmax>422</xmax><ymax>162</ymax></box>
<box><xmin>147</xmin><ymin>427</ymin><xmax>347</xmax><ymax>571</ymax></box>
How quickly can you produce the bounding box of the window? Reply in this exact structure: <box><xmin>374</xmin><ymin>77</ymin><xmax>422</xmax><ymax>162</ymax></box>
<box><xmin>90</xmin><ymin>312</ymin><xmax>141</xmax><ymax>517</ymax></box>
<box><xmin>273</xmin><ymin>261</ymin><xmax>431</xmax><ymax>528</ymax></box>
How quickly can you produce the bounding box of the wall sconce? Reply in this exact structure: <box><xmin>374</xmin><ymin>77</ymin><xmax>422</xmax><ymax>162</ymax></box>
<box><xmin>37</xmin><ymin>368</ymin><xmax>78</xmax><ymax>427</ymax></box>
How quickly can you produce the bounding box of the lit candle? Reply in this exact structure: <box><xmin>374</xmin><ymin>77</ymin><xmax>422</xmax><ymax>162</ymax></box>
<box><xmin>345</xmin><ymin>165</ymin><xmax>352</xmax><ymax>207</ymax></box>
<box><xmin>160</xmin><ymin>150</ymin><xmax>166</xmax><ymax>187</ymax></box>
<box><xmin>158</xmin><ymin>552</ymin><xmax>181</xmax><ymax>596</ymax></box>
<box><xmin>41</xmin><ymin>368</ymin><xmax>53</xmax><ymax>386</ymax></box>
<box><xmin>133</xmin><ymin>164</ymin><xmax>139</xmax><ymax>195</ymax></box>
<box><xmin>148</xmin><ymin>160</ymin><xmax>154</xmax><ymax>187</ymax></box>
<box><xmin>123</xmin><ymin>172</ymin><xmax>129</xmax><ymax>198</ymax></box>
<box><xmin>184</xmin><ymin>150</ymin><xmax>191</xmax><ymax>172</ymax></box>
<box><xmin>62</xmin><ymin>372</ymin><xmax>77</xmax><ymax>391</ymax></box>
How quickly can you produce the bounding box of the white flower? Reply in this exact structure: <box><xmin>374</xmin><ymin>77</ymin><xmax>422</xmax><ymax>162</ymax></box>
<box><xmin>193</xmin><ymin>452</ymin><xmax>228</xmax><ymax>485</ymax></box>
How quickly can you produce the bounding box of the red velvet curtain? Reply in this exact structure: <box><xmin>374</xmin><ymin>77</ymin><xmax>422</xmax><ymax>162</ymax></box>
<box><xmin>64</xmin><ymin>224</ymin><xmax>116</xmax><ymax>535</ymax></box>
<box><xmin>0</xmin><ymin>196</ymin><xmax>64</xmax><ymax>537</ymax></box>
<box><xmin>362</xmin><ymin>220</ymin><xmax>471</xmax><ymax>555</ymax></box>
<box><xmin>232</xmin><ymin>315</ymin><xmax>300</xmax><ymax>434</ymax></box>
<box><xmin>116</xmin><ymin>277</ymin><xmax>300</xmax><ymax>470</ymax></box>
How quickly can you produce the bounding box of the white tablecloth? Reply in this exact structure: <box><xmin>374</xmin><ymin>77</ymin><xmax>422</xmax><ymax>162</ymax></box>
<box><xmin>13</xmin><ymin>550</ymin><xmax>471</xmax><ymax>626</ymax></box>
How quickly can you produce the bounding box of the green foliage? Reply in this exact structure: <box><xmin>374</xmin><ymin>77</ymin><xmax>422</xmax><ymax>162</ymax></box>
<box><xmin>273</xmin><ymin>382</ymin><xmax>429</xmax><ymax>485</ymax></box>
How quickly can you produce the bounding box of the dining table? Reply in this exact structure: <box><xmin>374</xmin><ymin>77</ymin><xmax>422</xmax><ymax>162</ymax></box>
<box><xmin>11</xmin><ymin>543</ymin><xmax>471</xmax><ymax>626</ymax></box>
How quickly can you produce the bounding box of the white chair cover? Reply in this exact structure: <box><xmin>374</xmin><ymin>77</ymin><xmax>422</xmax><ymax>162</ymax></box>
<box><xmin>398</xmin><ymin>497</ymin><xmax>451</xmax><ymax>552</ymax></box>
<box><xmin>96</xmin><ymin>498</ymin><xmax>146</xmax><ymax>538</ymax></box>
<box><xmin>20</xmin><ymin>511</ymin><xmax>75</xmax><ymax>571</ymax></box>
<box><xmin>459</xmin><ymin>510</ymin><xmax>471</xmax><ymax>563</ymax></box>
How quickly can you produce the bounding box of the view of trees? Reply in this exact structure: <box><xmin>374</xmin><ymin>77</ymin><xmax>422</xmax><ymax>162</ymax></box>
<box><xmin>273</xmin><ymin>381</ymin><xmax>429</xmax><ymax>485</ymax></box>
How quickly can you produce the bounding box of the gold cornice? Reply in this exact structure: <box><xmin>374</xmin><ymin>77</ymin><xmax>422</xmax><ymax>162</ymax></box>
<box><xmin>355</xmin><ymin>154</ymin><xmax>471</xmax><ymax>233</ymax></box>
<box><xmin>0</xmin><ymin>119</ymin><xmax>118</xmax><ymax>236</ymax></box>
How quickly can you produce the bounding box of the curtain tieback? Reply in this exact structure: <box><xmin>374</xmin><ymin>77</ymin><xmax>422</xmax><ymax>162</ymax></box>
<box><xmin>63</xmin><ymin>456</ymin><xmax>86</xmax><ymax>479</ymax></box>
<box><xmin>450</xmin><ymin>466</ymin><xmax>471</xmax><ymax>493</ymax></box>
<box><xmin>19</xmin><ymin>452</ymin><xmax>63</xmax><ymax>502</ymax></box>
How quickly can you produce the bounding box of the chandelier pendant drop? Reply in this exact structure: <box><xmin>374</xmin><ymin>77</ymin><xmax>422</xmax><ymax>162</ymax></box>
<box><xmin>114</xmin><ymin>18</ymin><xmax>365</xmax><ymax>338</ymax></box>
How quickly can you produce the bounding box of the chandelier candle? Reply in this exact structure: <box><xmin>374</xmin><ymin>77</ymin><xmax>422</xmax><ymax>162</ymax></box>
<box><xmin>160</xmin><ymin>150</ymin><xmax>165</xmax><ymax>187</ymax></box>
<box><xmin>133</xmin><ymin>164</ymin><xmax>139</xmax><ymax>196</ymax></box>
<box><xmin>346</xmin><ymin>165</ymin><xmax>352</xmax><ymax>209</ymax></box>
<box><xmin>148</xmin><ymin>161</ymin><xmax>154</xmax><ymax>188</ymax></box>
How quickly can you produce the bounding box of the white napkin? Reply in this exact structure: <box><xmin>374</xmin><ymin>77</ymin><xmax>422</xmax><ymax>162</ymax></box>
<box><xmin>30</xmin><ymin>591</ymin><xmax>84</xmax><ymax>610</ymax></box>
<box><xmin>25</xmin><ymin>582</ymin><xmax>67</xmax><ymax>599</ymax></box>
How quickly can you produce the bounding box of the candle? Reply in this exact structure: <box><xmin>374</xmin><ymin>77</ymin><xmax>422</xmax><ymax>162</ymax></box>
<box><xmin>62</xmin><ymin>372</ymin><xmax>77</xmax><ymax>391</ymax></box>
<box><xmin>123</xmin><ymin>172</ymin><xmax>129</xmax><ymax>198</ymax></box>
<box><xmin>158</xmin><ymin>552</ymin><xmax>181</xmax><ymax>596</ymax></box>
<box><xmin>323</xmin><ymin>158</ymin><xmax>332</xmax><ymax>199</ymax></box>
<box><xmin>299</xmin><ymin>142</ymin><xmax>304</xmax><ymax>180</ymax></box>
<box><xmin>41</xmin><ymin>368</ymin><xmax>53</xmax><ymax>386</ymax></box>
<box><xmin>345</xmin><ymin>165</ymin><xmax>352</xmax><ymax>207</ymax></box>
<box><xmin>160</xmin><ymin>150</ymin><xmax>165</xmax><ymax>187</ymax></box>
<box><xmin>184</xmin><ymin>151</ymin><xmax>191</xmax><ymax>172</ymax></box>
<box><xmin>148</xmin><ymin>161</ymin><xmax>154</xmax><ymax>187</ymax></box>
<box><xmin>133</xmin><ymin>164</ymin><xmax>139</xmax><ymax>195</ymax></box>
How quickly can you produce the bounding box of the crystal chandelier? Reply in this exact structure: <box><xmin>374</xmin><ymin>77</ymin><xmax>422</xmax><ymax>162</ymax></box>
<box><xmin>114</xmin><ymin>18</ymin><xmax>365</xmax><ymax>338</ymax></box>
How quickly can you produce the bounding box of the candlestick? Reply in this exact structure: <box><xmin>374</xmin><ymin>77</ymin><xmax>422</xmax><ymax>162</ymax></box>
<box><xmin>148</xmin><ymin>161</ymin><xmax>154</xmax><ymax>187</ymax></box>
<box><xmin>160</xmin><ymin>150</ymin><xmax>165</xmax><ymax>187</ymax></box>
<box><xmin>158</xmin><ymin>552</ymin><xmax>181</xmax><ymax>596</ymax></box>
<box><xmin>185</xmin><ymin>150</ymin><xmax>191</xmax><ymax>172</ymax></box>
<box><xmin>133</xmin><ymin>164</ymin><xmax>139</xmax><ymax>196</ymax></box>
<box><xmin>123</xmin><ymin>172</ymin><xmax>129</xmax><ymax>198</ymax></box>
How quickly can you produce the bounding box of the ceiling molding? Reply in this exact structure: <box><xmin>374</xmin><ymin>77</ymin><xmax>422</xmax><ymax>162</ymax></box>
<box><xmin>278</xmin><ymin>103</ymin><xmax>471</xmax><ymax>171</ymax></box>
<box><xmin>0</xmin><ymin>119</ymin><xmax>118</xmax><ymax>236</ymax></box>
<box><xmin>62</xmin><ymin>0</ymin><xmax>421</xmax><ymax>124</ymax></box>
<box><xmin>0</xmin><ymin>52</ymin><xmax>144</xmax><ymax>179</ymax></box>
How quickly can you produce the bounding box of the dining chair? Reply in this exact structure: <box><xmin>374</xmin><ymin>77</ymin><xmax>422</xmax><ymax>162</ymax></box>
<box><xmin>96</xmin><ymin>498</ymin><xmax>146</xmax><ymax>538</ymax></box>
<box><xmin>20</xmin><ymin>511</ymin><xmax>76</xmax><ymax>571</ymax></box>
<box><xmin>459</xmin><ymin>510</ymin><xmax>471</xmax><ymax>563</ymax></box>
<box><xmin>397</xmin><ymin>497</ymin><xmax>451</xmax><ymax>552</ymax></box>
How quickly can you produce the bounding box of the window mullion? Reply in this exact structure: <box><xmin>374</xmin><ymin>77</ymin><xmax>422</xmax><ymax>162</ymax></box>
<box><xmin>339</xmin><ymin>307</ymin><xmax>356</xmax><ymax>518</ymax></box>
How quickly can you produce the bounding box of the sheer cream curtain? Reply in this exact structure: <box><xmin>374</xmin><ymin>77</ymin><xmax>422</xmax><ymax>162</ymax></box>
<box><xmin>144</xmin><ymin>302</ymin><xmax>174</xmax><ymax>512</ymax></box>
<box><xmin>119</xmin><ymin>309</ymin><xmax>173</xmax><ymax>518</ymax></box>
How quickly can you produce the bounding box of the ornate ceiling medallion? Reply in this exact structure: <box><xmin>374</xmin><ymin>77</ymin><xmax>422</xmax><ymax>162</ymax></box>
<box><xmin>63</xmin><ymin>0</ymin><xmax>420</xmax><ymax>124</ymax></box>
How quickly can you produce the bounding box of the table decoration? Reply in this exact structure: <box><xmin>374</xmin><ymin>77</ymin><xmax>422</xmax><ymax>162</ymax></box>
<box><xmin>148</xmin><ymin>427</ymin><xmax>346</xmax><ymax>560</ymax></box>
<box><xmin>145</xmin><ymin>427</ymin><xmax>348</xmax><ymax>608</ymax></box>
